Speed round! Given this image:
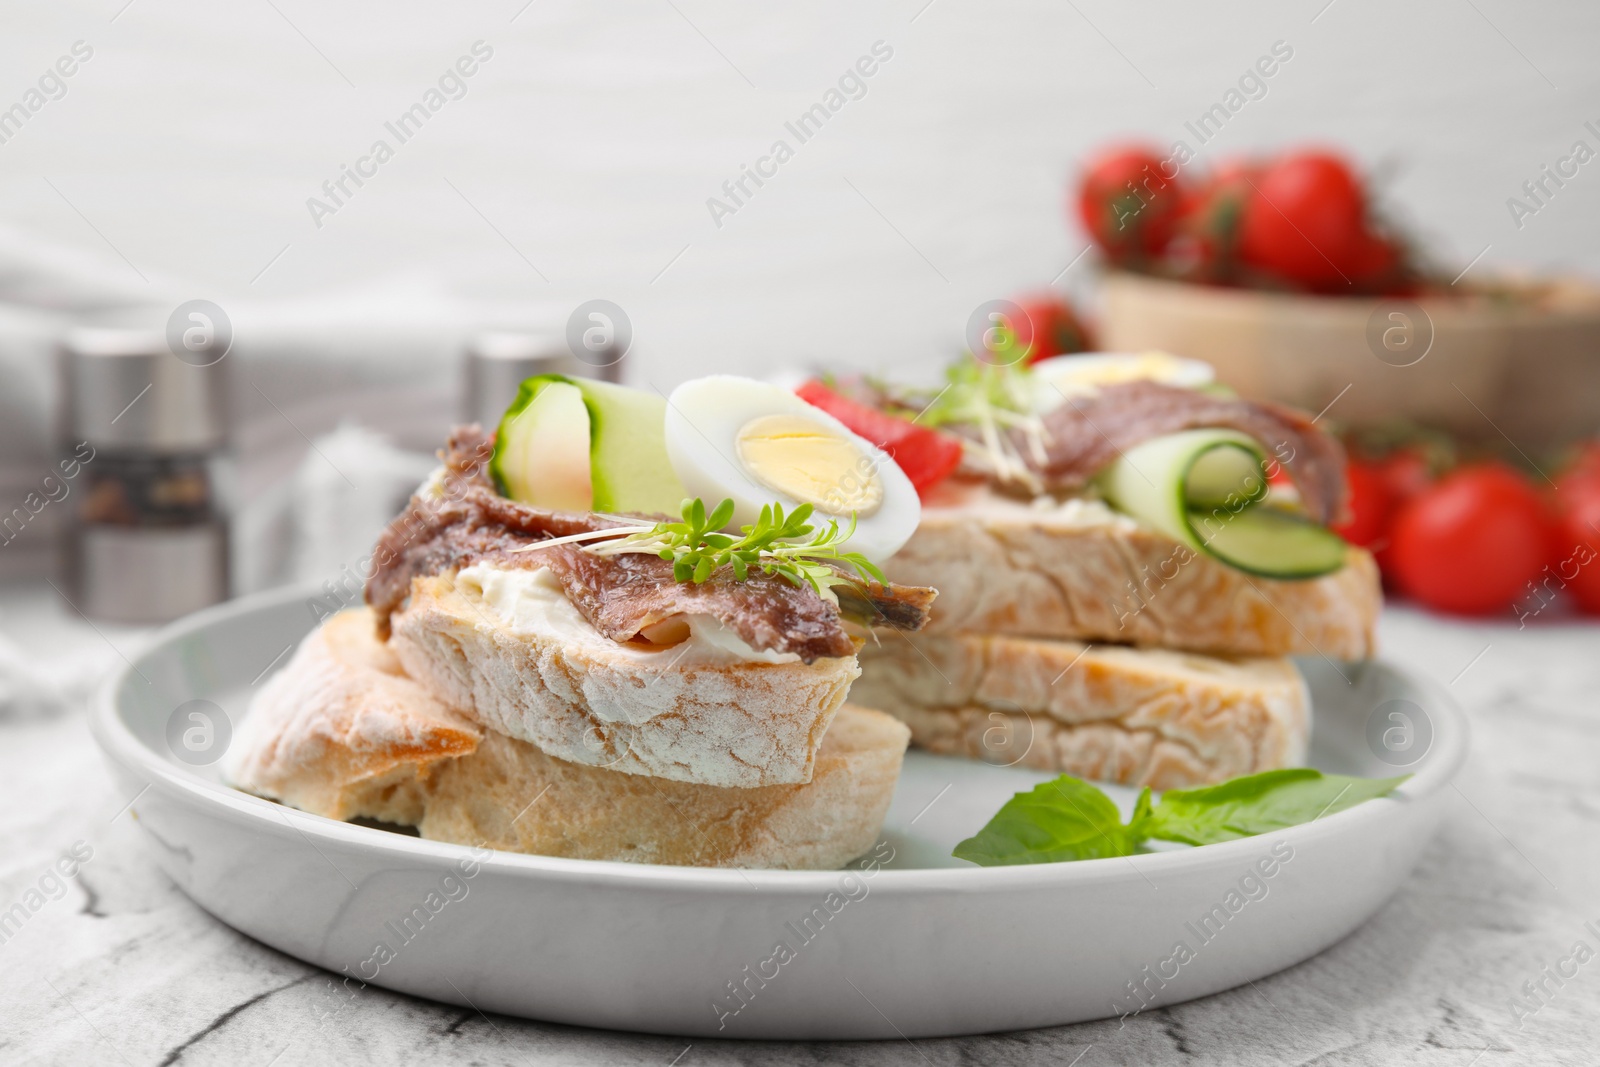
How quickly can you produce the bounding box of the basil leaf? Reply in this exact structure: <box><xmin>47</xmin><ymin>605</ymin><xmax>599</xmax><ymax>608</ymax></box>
<box><xmin>1142</xmin><ymin>769</ymin><xmax>1409</xmax><ymax>847</ymax></box>
<box><xmin>952</xmin><ymin>775</ymin><xmax>1135</xmax><ymax>866</ymax></box>
<box><xmin>1126</xmin><ymin>786</ymin><xmax>1155</xmax><ymax>840</ymax></box>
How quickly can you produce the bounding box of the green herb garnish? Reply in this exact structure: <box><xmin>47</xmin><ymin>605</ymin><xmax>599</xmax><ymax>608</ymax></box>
<box><xmin>952</xmin><ymin>768</ymin><xmax>1409</xmax><ymax>866</ymax></box>
<box><xmin>912</xmin><ymin>351</ymin><xmax>1036</xmax><ymax>429</ymax></box>
<box><xmin>517</xmin><ymin>497</ymin><xmax>887</xmax><ymax>604</ymax></box>
<box><xmin>888</xmin><ymin>354</ymin><xmax>1047</xmax><ymax>491</ymax></box>
<box><xmin>915</xmin><ymin>356</ymin><xmax>1036</xmax><ymax>428</ymax></box>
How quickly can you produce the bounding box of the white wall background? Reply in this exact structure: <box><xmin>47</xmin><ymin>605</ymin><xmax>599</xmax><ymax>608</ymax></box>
<box><xmin>1</xmin><ymin>0</ymin><xmax>1597</xmax><ymax>454</ymax></box>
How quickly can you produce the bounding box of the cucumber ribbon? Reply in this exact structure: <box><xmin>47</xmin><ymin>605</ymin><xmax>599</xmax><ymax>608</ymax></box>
<box><xmin>1096</xmin><ymin>429</ymin><xmax>1347</xmax><ymax>580</ymax></box>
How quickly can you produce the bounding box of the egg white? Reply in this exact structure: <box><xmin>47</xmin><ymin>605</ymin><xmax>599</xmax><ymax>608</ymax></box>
<box><xmin>664</xmin><ymin>375</ymin><xmax>921</xmax><ymax>563</ymax></box>
<box><xmin>1030</xmin><ymin>352</ymin><xmax>1216</xmax><ymax>413</ymax></box>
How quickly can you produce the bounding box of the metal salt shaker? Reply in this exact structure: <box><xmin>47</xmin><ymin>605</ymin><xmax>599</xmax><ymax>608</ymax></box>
<box><xmin>59</xmin><ymin>328</ymin><xmax>232</xmax><ymax>623</ymax></box>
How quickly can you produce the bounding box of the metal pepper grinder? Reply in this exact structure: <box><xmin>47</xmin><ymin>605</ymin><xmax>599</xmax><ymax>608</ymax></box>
<box><xmin>59</xmin><ymin>328</ymin><xmax>232</xmax><ymax>624</ymax></box>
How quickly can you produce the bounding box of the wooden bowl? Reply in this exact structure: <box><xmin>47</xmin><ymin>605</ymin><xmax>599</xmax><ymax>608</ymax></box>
<box><xmin>1099</xmin><ymin>271</ymin><xmax>1600</xmax><ymax>449</ymax></box>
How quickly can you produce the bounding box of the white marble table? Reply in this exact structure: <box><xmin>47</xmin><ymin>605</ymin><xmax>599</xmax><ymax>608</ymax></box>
<box><xmin>1</xmin><ymin>580</ymin><xmax>1595</xmax><ymax>1067</ymax></box>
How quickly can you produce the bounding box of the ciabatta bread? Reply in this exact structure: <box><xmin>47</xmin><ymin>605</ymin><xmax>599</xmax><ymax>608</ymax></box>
<box><xmin>226</xmin><ymin>607</ymin><xmax>908</xmax><ymax>869</ymax></box>
<box><xmin>223</xmin><ymin>608</ymin><xmax>481</xmax><ymax>823</ymax></box>
<box><xmin>387</xmin><ymin>568</ymin><xmax>860</xmax><ymax>788</ymax></box>
<box><xmin>852</xmin><ymin>631</ymin><xmax>1309</xmax><ymax>789</ymax></box>
<box><xmin>422</xmin><ymin>704</ymin><xmax>908</xmax><ymax>869</ymax></box>
<box><xmin>885</xmin><ymin>482</ymin><xmax>1379</xmax><ymax>661</ymax></box>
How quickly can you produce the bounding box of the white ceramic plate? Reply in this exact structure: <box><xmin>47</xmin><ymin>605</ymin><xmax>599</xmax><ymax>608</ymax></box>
<box><xmin>91</xmin><ymin>584</ymin><xmax>1466</xmax><ymax>1040</ymax></box>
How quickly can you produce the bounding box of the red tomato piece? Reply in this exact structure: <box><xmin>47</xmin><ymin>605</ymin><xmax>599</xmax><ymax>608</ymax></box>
<box><xmin>795</xmin><ymin>381</ymin><xmax>964</xmax><ymax>497</ymax></box>
<box><xmin>1389</xmin><ymin>464</ymin><xmax>1551</xmax><ymax>615</ymax></box>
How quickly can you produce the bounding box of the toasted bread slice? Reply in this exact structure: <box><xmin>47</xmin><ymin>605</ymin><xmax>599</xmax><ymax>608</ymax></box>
<box><xmin>852</xmin><ymin>631</ymin><xmax>1309</xmax><ymax>789</ymax></box>
<box><xmin>884</xmin><ymin>482</ymin><xmax>1379</xmax><ymax>660</ymax></box>
<box><xmin>226</xmin><ymin>607</ymin><xmax>909</xmax><ymax>869</ymax></box>
<box><xmin>223</xmin><ymin>608</ymin><xmax>482</xmax><ymax>824</ymax></box>
<box><xmin>422</xmin><ymin>704</ymin><xmax>909</xmax><ymax>869</ymax></box>
<box><xmin>387</xmin><ymin>569</ymin><xmax>861</xmax><ymax>788</ymax></box>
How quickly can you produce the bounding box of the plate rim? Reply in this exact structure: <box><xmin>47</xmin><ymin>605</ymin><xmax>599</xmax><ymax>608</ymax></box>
<box><xmin>91</xmin><ymin>580</ymin><xmax>1470</xmax><ymax>894</ymax></box>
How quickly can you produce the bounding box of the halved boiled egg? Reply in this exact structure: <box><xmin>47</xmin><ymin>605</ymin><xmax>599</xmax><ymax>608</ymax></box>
<box><xmin>1030</xmin><ymin>351</ymin><xmax>1215</xmax><ymax>412</ymax></box>
<box><xmin>664</xmin><ymin>375</ymin><xmax>920</xmax><ymax>563</ymax></box>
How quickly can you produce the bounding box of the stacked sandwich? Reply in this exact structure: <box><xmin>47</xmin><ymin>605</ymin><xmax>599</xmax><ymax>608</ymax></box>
<box><xmin>814</xmin><ymin>353</ymin><xmax>1381</xmax><ymax>789</ymax></box>
<box><xmin>228</xmin><ymin>375</ymin><xmax>941</xmax><ymax>869</ymax></box>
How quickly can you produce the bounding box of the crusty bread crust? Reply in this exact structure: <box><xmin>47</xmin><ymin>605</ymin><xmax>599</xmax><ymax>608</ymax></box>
<box><xmin>226</xmin><ymin>607</ymin><xmax>908</xmax><ymax>869</ymax></box>
<box><xmin>224</xmin><ymin>608</ymin><xmax>481</xmax><ymax>823</ymax></box>
<box><xmin>852</xmin><ymin>631</ymin><xmax>1309</xmax><ymax>789</ymax></box>
<box><xmin>421</xmin><ymin>704</ymin><xmax>909</xmax><ymax>869</ymax></box>
<box><xmin>387</xmin><ymin>573</ymin><xmax>861</xmax><ymax>788</ymax></box>
<box><xmin>884</xmin><ymin>482</ymin><xmax>1379</xmax><ymax>660</ymax></box>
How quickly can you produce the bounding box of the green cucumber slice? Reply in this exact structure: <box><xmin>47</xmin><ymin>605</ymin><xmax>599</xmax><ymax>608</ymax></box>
<box><xmin>491</xmin><ymin>378</ymin><xmax>593</xmax><ymax>511</ymax></box>
<box><xmin>1191</xmin><ymin>505</ymin><xmax>1350</xmax><ymax>579</ymax></box>
<box><xmin>1184</xmin><ymin>438</ymin><xmax>1269</xmax><ymax>509</ymax></box>
<box><xmin>491</xmin><ymin>374</ymin><xmax>687</xmax><ymax>515</ymax></box>
<box><xmin>1097</xmin><ymin>429</ymin><xmax>1267</xmax><ymax>542</ymax></box>
<box><xmin>580</xmin><ymin>378</ymin><xmax>687</xmax><ymax>515</ymax></box>
<box><xmin>1097</xmin><ymin>428</ymin><xmax>1345</xmax><ymax>579</ymax></box>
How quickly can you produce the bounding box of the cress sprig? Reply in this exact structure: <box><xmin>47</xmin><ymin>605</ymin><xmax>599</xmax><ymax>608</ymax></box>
<box><xmin>888</xmin><ymin>350</ymin><xmax>1049</xmax><ymax>491</ymax></box>
<box><xmin>516</xmin><ymin>497</ymin><xmax>887</xmax><ymax>604</ymax></box>
<box><xmin>912</xmin><ymin>347</ymin><xmax>1035</xmax><ymax>429</ymax></box>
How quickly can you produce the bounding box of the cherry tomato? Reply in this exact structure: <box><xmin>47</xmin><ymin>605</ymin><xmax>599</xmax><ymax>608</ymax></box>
<box><xmin>1236</xmin><ymin>151</ymin><xmax>1368</xmax><ymax>289</ymax></box>
<box><xmin>1175</xmin><ymin>159</ymin><xmax>1257</xmax><ymax>274</ymax></box>
<box><xmin>1076</xmin><ymin>145</ymin><xmax>1185</xmax><ymax>264</ymax></box>
<box><xmin>1370</xmin><ymin>449</ymin><xmax>1433</xmax><ymax>583</ymax></box>
<box><xmin>1332</xmin><ymin>460</ymin><xmax>1391</xmax><ymax>548</ymax></box>
<box><xmin>1377</xmin><ymin>450</ymin><xmax>1433</xmax><ymax>509</ymax></box>
<box><xmin>1389</xmin><ymin>464</ymin><xmax>1551</xmax><ymax>615</ymax></box>
<box><xmin>1347</xmin><ymin>232</ymin><xmax>1403</xmax><ymax>291</ymax></box>
<box><xmin>794</xmin><ymin>381</ymin><xmax>964</xmax><ymax>498</ymax></box>
<box><xmin>1010</xmin><ymin>294</ymin><xmax>1093</xmax><ymax>364</ymax></box>
<box><xmin>1548</xmin><ymin>473</ymin><xmax>1600</xmax><ymax>614</ymax></box>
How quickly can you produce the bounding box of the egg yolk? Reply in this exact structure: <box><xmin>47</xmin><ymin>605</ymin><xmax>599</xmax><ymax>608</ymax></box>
<box><xmin>735</xmin><ymin>414</ymin><xmax>883</xmax><ymax>516</ymax></box>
